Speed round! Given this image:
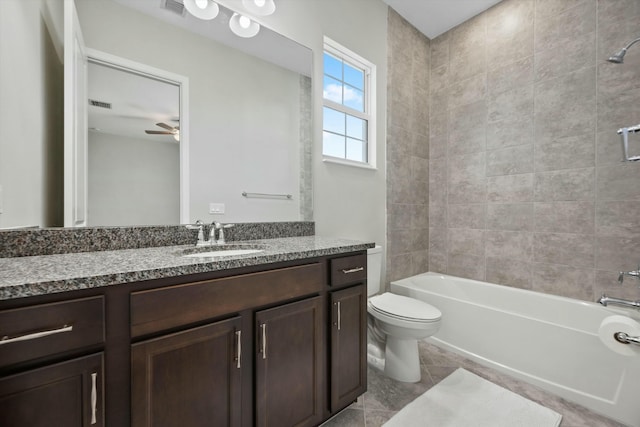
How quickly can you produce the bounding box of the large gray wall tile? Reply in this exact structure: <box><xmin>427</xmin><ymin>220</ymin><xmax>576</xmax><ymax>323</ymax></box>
<box><xmin>532</xmin><ymin>262</ymin><xmax>595</xmax><ymax>300</ymax></box>
<box><xmin>533</xmin><ymin>233</ymin><xmax>595</xmax><ymax>268</ymax></box>
<box><xmin>534</xmin><ymin>168</ymin><xmax>595</xmax><ymax>202</ymax></box>
<box><xmin>448</xmin><ymin>203</ymin><xmax>486</xmax><ymax>229</ymax></box>
<box><xmin>486</xmin><ymin>257</ymin><xmax>532</xmax><ymax>289</ymax></box>
<box><xmin>485</xmin><ymin>230</ymin><xmax>533</xmax><ymax>261</ymax></box>
<box><xmin>486</xmin><ymin>144</ymin><xmax>534</xmax><ymax>177</ymax></box>
<box><xmin>487</xmin><ymin>174</ymin><xmax>534</xmax><ymax>202</ymax></box>
<box><xmin>486</xmin><ymin>203</ymin><xmax>533</xmax><ymax>231</ymax></box>
<box><xmin>534</xmin><ymin>201</ymin><xmax>595</xmax><ymax>234</ymax></box>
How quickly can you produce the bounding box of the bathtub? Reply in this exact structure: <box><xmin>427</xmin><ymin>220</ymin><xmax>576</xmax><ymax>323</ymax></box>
<box><xmin>391</xmin><ymin>272</ymin><xmax>640</xmax><ymax>427</ymax></box>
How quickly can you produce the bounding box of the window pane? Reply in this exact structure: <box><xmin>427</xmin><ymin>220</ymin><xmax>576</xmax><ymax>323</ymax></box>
<box><xmin>343</xmin><ymin>86</ymin><xmax>364</xmax><ymax>112</ymax></box>
<box><xmin>344</xmin><ymin>63</ymin><xmax>364</xmax><ymax>90</ymax></box>
<box><xmin>323</xmin><ymin>107</ymin><xmax>345</xmax><ymax>135</ymax></box>
<box><xmin>346</xmin><ymin>115</ymin><xmax>365</xmax><ymax>140</ymax></box>
<box><xmin>323</xmin><ymin>52</ymin><xmax>342</xmax><ymax>80</ymax></box>
<box><xmin>323</xmin><ymin>76</ymin><xmax>343</xmax><ymax>104</ymax></box>
<box><xmin>323</xmin><ymin>132</ymin><xmax>345</xmax><ymax>158</ymax></box>
<box><xmin>346</xmin><ymin>138</ymin><xmax>366</xmax><ymax>162</ymax></box>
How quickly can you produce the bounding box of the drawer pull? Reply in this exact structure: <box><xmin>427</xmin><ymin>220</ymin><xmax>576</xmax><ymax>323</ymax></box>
<box><xmin>260</xmin><ymin>323</ymin><xmax>267</xmax><ymax>360</ymax></box>
<box><xmin>0</xmin><ymin>324</ymin><xmax>73</xmax><ymax>345</ymax></box>
<box><xmin>341</xmin><ymin>267</ymin><xmax>364</xmax><ymax>274</ymax></box>
<box><xmin>91</xmin><ymin>372</ymin><xmax>98</xmax><ymax>425</ymax></box>
<box><xmin>235</xmin><ymin>330</ymin><xmax>242</xmax><ymax>369</ymax></box>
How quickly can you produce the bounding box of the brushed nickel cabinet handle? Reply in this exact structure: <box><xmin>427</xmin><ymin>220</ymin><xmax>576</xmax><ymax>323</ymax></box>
<box><xmin>91</xmin><ymin>372</ymin><xmax>97</xmax><ymax>425</ymax></box>
<box><xmin>341</xmin><ymin>267</ymin><xmax>364</xmax><ymax>274</ymax></box>
<box><xmin>235</xmin><ymin>330</ymin><xmax>242</xmax><ymax>369</ymax></box>
<box><xmin>0</xmin><ymin>324</ymin><xmax>73</xmax><ymax>345</ymax></box>
<box><xmin>337</xmin><ymin>301</ymin><xmax>341</xmax><ymax>331</ymax></box>
<box><xmin>260</xmin><ymin>323</ymin><xmax>267</xmax><ymax>360</ymax></box>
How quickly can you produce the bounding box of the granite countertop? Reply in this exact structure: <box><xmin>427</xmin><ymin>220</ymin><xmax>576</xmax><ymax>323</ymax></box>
<box><xmin>0</xmin><ymin>236</ymin><xmax>374</xmax><ymax>300</ymax></box>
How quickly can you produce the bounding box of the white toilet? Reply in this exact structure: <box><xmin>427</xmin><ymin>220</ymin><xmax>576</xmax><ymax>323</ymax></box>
<box><xmin>367</xmin><ymin>246</ymin><xmax>442</xmax><ymax>383</ymax></box>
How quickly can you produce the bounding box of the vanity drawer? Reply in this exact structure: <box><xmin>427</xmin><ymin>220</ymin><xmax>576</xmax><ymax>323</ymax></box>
<box><xmin>131</xmin><ymin>262</ymin><xmax>324</xmax><ymax>338</ymax></box>
<box><xmin>330</xmin><ymin>254</ymin><xmax>367</xmax><ymax>287</ymax></box>
<box><xmin>0</xmin><ymin>296</ymin><xmax>105</xmax><ymax>368</ymax></box>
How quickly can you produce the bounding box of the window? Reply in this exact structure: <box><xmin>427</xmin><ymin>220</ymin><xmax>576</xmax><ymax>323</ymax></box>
<box><xmin>322</xmin><ymin>37</ymin><xmax>376</xmax><ymax>168</ymax></box>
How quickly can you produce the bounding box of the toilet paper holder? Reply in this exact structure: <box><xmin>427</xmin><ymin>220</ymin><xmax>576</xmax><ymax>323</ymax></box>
<box><xmin>614</xmin><ymin>332</ymin><xmax>640</xmax><ymax>346</ymax></box>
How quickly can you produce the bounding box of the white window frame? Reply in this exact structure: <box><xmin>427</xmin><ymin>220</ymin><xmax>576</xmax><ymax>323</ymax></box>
<box><xmin>322</xmin><ymin>36</ymin><xmax>376</xmax><ymax>169</ymax></box>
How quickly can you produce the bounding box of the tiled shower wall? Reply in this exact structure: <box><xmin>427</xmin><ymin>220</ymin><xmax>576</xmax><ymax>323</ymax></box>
<box><xmin>386</xmin><ymin>9</ymin><xmax>430</xmax><ymax>284</ymax></box>
<box><xmin>428</xmin><ymin>0</ymin><xmax>640</xmax><ymax>301</ymax></box>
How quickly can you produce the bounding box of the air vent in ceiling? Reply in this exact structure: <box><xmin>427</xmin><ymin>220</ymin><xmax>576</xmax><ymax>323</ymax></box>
<box><xmin>163</xmin><ymin>0</ymin><xmax>185</xmax><ymax>16</ymax></box>
<box><xmin>88</xmin><ymin>99</ymin><xmax>112</xmax><ymax>109</ymax></box>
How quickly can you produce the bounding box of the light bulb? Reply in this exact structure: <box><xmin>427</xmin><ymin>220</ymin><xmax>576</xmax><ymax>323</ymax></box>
<box><xmin>242</xmin><ymin>0</ymin><xmax>275</xmax><ymax>16</ymax></box>
<box><xmin>239</xmin><ymin>15</ymin><xmax>251</xmax><ymax>29</ymax></box>
<box><xmin>183</xmin><ymin>0</ymin><xmax>219</xmax><ymax>20</ymax></box>
<box><xmin>229</xmin><ymin>13</ymin><xmax>260</xmax><ymax>37</ymax></box>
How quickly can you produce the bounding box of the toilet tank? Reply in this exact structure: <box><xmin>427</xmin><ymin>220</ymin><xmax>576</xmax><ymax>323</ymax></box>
<box><xmin>367</xmin><ymin>245</ymin><xmax>383</xmax><ymax>296</ymax></box>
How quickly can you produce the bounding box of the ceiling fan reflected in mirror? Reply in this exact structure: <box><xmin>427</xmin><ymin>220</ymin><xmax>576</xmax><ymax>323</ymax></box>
<box><xmin>145</xmin><ymin>122</ymin><xmax>180</xmax><ymax>141</ymax></box>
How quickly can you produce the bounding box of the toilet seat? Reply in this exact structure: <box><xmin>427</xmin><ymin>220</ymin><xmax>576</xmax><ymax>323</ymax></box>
<box><xmin>368</xmin><ymin>292</ymin><xmax>441</xmax><ymax>323</ymax></box>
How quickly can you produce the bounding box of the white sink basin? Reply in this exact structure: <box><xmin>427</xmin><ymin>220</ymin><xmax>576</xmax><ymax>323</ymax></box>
<box><xmin>183</xmin><ymin>249</ymin><xmax>263</xmax><ymax>258</ymax></box>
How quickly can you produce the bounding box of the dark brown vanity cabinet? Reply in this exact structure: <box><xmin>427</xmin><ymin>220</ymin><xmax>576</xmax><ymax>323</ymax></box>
<box><xmin>255</xmin><ymin>296</ymin><xmax>323</xmax><ymax>427</ymax></box>
<box><xmin>131</xmin><ymin>317</ymin><xmax>242</xmax><ymax>427</ymax></box>
<box><xmin>0</xmin><ymin>353</ymin><xmax>104</xmax><ymax>427</ymax></box>
<box><xmin>0</xmin><ymin>297</ymin><xmax>105</xmax><ymax>427</ymax></box>
<box><xmin>329</xmin><ymin>284</ymin><xmax>367</xmax><ymax>412</ymax></box>
<box><xmin>0</xmin><ymin>250</ymin><xmax>368</xmax><ymax>427</ymax></box>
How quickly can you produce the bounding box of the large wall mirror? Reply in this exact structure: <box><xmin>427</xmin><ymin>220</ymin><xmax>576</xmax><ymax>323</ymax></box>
<box><xmin>0</xmin><ymin>0</ymin><xmax>312</xmax><ymax>229</ymax></box>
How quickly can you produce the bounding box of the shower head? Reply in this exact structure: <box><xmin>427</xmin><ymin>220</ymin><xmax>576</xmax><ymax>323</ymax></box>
<box><xmin>608</xmin><ymin>48</ymin><xmax>627</xmax><ymax>63</ymax></box>
<box><xmin>608</xmin><ymin>37</ymin><xmax>640</xmax><ymax>64</ymax></box>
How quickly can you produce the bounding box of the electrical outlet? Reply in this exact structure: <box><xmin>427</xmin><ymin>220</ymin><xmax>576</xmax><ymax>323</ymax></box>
<box><xmin>209</xmin><ymin>203</ymin><xmax>225</xmax><ymax>215</ymax></box>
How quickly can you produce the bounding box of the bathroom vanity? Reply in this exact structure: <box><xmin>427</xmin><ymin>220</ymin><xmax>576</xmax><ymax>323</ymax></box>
<box><xmin>0</xmin><ymin>235</ymin><xmax>371</xmax><ymax>427</ymax></box>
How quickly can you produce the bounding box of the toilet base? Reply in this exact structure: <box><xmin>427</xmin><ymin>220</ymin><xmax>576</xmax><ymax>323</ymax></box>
<box><xmin>384</xmin><ymin>336</ymin><xmax>421</xmax><ymax>383</ymax></box>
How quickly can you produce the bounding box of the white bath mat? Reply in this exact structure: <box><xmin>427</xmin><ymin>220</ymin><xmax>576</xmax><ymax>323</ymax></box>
<box><xmin>383</xmin><ymin>368</ymin><xmax>562</xmax><ymax>427</ymax></box>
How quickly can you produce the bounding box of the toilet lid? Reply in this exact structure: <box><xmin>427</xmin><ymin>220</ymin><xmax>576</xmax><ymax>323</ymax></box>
<box><xmin>369</xmin><ymin>292</ymin><xmax>441</xmax><ymax>322</ymax></box>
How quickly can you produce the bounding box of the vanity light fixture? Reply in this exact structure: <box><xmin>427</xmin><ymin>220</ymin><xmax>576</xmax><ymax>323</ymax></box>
<box><xmin>242</xmin><ymin>0</ymin><xmax>276</xmax><ymax>16</ymax></box>
<box><xmin>183</xmin><ymin>0</ymin><xmax>220</xmax><ymax>20</ymax></box>
<box><xmin>229</xmin><ymin>13</ymin><xmax>260</xmax><ymax>38</ymax></box>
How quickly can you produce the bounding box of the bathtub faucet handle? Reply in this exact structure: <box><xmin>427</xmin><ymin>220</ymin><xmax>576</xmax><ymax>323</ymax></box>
<box><xmin>618</xmin><ymin>264</ymin><xmax>640</xmax><ymax>285</ymax></box>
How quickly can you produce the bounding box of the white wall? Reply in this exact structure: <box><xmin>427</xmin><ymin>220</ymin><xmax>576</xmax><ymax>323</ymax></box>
<box><xmin>217</xmin><ymin>0</ymin><xmax>389</xmax><ymax>250</ymax></box>
<box><xmin>0</xmin><ymin>0</ymin><xmax>64</xmax><ymax>228</ymax></box>
<box><xmin>88</xmin><ymin>132</ymin><xmax>180</xmax><ymax>226</ymax></box>
<box><xmin>76</xmin><ymin>0</ymin><xmax>302</xmax><ymax>224</ymax></box>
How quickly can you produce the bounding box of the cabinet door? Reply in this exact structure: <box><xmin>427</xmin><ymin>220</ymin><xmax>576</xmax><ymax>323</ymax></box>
<box><xmin>330</xmin><ymin>284</ymin><xmax>367</xmax><ymax>411</ymax></box>
<box><xmin>255</xmin><ymin>296</ymin><xmax>323</xmax><ymax>427</ymax></box>
<box><xmin>0</xmin><ymin>353</ymin><xmax>103</xmax><ymax>427</ymax></box>
<box><xmin>131</xmin><ymin>317</ymin><xmax>242</xmax><ymax>427</ymax></box>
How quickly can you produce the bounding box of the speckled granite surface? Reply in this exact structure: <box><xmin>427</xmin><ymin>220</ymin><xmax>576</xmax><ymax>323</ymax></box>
<box><xmin>0</xmin><ymin>222</ymin><xmax>315</xmax><ymax>258</ymax></box>
<box><xmin>0</xmin><ymin>236</ymin><xmax>373</xmax><ymax>300</ymax></box>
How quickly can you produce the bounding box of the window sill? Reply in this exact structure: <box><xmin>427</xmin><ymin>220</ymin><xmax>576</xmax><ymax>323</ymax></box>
<box><xmin>322</xmin><ymin>156</ymin><xmax>377</xmax><ymax>171</ymax></box>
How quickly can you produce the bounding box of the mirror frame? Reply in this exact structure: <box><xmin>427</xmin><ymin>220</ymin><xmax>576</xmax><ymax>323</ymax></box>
<box><xmin>84</xmin><ymin>47</ymin><xmax>190</xmax><ymax>224</ymax></box>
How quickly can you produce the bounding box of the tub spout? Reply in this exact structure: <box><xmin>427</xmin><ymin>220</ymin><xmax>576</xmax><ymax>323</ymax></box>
<box><xmin>598</xmin><ymin>294</ymin><xmax>640</xmax><ymax>309</ymax></box>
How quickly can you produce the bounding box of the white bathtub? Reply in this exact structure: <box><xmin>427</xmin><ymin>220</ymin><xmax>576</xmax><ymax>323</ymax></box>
<box><xmin>391</xmin><ymin>272</ymin><xmax>640</xmax><ymax>427</ymax></box>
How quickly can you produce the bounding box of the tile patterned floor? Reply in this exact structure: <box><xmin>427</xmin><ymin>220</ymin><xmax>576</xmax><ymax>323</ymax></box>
<box><xmin>322</xmin><ymin>341</ymin><xmax>627</xmax><ymax>427</ymax></box>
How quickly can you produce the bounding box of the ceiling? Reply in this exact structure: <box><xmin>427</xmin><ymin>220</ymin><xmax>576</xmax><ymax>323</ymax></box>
<box><xmin>382</xmin><ymin>0</ymin><xmax>504</xmax><ymax>39</ymax></box>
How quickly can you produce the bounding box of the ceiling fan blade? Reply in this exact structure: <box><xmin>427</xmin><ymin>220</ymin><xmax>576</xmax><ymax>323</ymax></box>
<box><xmin>145</xmin><ymin>130</ymin><xmax>173</xmax><ymax>135</ymax></box>
<box><xmin>156</xmin><ymin>122</ymin><xmax>174</xmax><ymax>131</ymax></box>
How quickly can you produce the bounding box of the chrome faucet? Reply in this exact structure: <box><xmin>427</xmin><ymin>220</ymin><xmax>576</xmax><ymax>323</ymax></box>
<box><xmin>618</xmin><ymin>264</ymin><xmax>640</xmax><ymax>284</ymax></box>
<box><xmin>597</xmin><ymin>294</ymin><xmax>640</xmax><ymax>310</ymax></box>
<box><xmin>186</xmin><ymin>220</ymin><xmax>207</xmax><ymax>246</ymax></box>
<box><xmin>213</xmin><ymin>222</ymin><xmax>234</xmax><ymax>245</ymax></box>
